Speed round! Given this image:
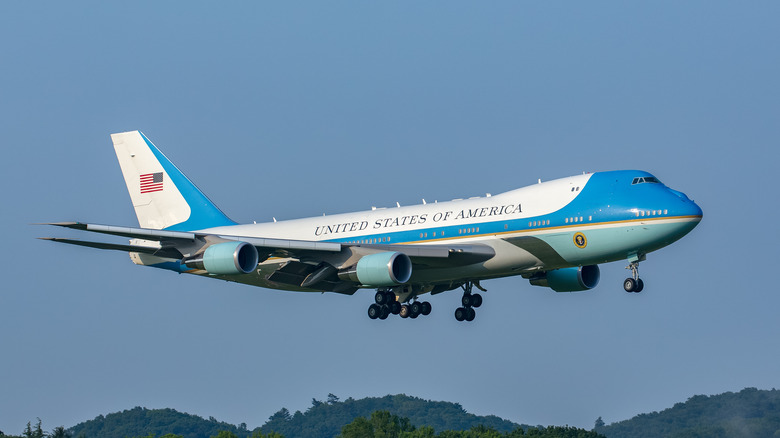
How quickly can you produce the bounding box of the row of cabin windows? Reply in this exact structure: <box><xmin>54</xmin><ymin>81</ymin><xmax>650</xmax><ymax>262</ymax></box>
<box><xmin>565</xmin><ymin>216</ymin><xmax>592</xmax><ymax>223</ymax></box>
<box><xmin>420</xmin><ymin>231</ymin><xmax>445</xmax><ymax>238</ymax></box>
<box><xmin>529</xmin><ymin>220</ymin><xmax>551</xmax><ymax>227</ymax></box>
<box><xmin>348</xmin><ymin>237</ymin><xmax>390</xmax><ymax>244</ymax></box>
<box><xmin>636</xmin><ymin>209</ymin><xmax>668</xmax><ymax>217</ymax></box>
<box><xmin>458</xmin><ymin>227</ymin><xmax>480</xmax><ymax>235</ymax></box>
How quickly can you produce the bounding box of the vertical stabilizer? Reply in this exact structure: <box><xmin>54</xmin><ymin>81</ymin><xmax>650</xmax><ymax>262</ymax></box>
<box><xmin>111</xmin><ymin>131</ymin><xmax>236</xmax><ymax>231</ymax></box>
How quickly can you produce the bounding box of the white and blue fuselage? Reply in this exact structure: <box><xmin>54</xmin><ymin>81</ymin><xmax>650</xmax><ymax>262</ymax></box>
<box><xmin>182</xmin><ymin>170</ymin><xmax>701</xmax><ymax>290</ymax></box>
<box><xmin>45</xmin><ymin>131</ymin><xmax>703</xmax><ymax>321</ymax></box>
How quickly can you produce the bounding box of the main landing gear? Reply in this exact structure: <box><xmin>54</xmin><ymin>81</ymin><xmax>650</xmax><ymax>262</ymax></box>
<box><xmin>367</xmin><ymin>289</ymin><xmax>431</xmax><ymax>320</ymax></box>
<box><xmin>623</xmin><ymin>261</ymin><xmax>644</xmax><ymax>293</ymax></box>
<box><xmin>454</xmin><ymin>281</ymin><xmax>485</xmax><ymax>322</ymax></box>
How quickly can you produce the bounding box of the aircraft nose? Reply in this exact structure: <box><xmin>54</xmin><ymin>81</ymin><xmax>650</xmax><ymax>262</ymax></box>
<box><xmin>668</xmin><ymin>188</ymin><xmax>703</xmax><ymax>218</ymax></box>
<box><xmin>688</xmin><ymin>199</ymin><xmax>703</xmax><ymax>218</ymax></box>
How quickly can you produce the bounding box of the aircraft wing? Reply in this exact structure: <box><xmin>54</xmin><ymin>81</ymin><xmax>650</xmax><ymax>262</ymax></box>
<box><xmin>42</xmin><ymin>222</ymin><xmax>495</xmax><ymax>265</ymax></box>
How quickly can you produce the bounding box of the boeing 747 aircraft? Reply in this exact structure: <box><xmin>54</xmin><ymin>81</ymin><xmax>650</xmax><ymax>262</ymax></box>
<box><xmin>43</xmin><ymin>131</ymin><xmax>702</xmax><ymax>322</ymax></box>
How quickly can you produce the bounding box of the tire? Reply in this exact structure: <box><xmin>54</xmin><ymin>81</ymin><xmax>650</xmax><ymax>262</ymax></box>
<box><xmin>410</xmin><ymin>301</ymin><xmax>422</xmax><ymax>316</ymax></box>
<box><xmin>465</xmin><ymin>307</ymin><xmax>476</xmax><ymax>322</ymax></box>
<box><xmin>399</xmin><ymin>304</ymin><xmax>410</xmax><ymax>318</ymax></box>
<box><xmin>462</xmin><ymin>294</ymin><xmax>472</xmax><ymax>307</ymax></box>
<box><xmin>634</xmin><ymin>278</ymin><xmax>644</xmax><ymax>293</ymax></box>
<box><xmin>386</xmin><ymin>291</ymin><xmax>396</xmax><ymax>304</ymax></box>
<box><xmin>623</xmin><ymin>278</ymin><xmax>637</xmax><ymax>292</ymax></box>
<box><xmin>368</xmin><ymin>304</ymin><xmax>381</xmax><ymax>319</ymax></box>
<box><xmin>375</xmin><ymin>291</ymin><xmax>387</xmax><ymax>305</ymax></box>
<box><xmin>379</xmin><ymin>305</ymin><xmax>390</xmax><ymax>320</ymax></box>
<box><xmin>391</xmin><ymin>301</ymin><xmax>402</xmax><ymax>314</ymax></box>
<box><xmin>471</xmin><ymin>294</ymin><xmax>483</xmax><ymax>308</ymax></box>
<box><xmin>421</xmin><ymin>301</ymin><xmax>432</xmax><ymax>316</ymax></box>
<box><xmin>455</xmin><ymin>307</ymin><xmax>466</xmax><ymax>321</ymax></box>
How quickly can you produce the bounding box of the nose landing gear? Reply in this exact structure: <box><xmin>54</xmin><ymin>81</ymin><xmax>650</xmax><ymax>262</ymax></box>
<box><xmin>624</xmin><ymin>259</ymin><xmax>645</xmax><ymax>293</ymax></box>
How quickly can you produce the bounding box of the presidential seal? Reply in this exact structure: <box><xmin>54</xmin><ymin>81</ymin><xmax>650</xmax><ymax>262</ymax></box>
<box><xmin>573</xmin><ymin>232</ymin><xmax>587</xmax><ymax>249</ymax></box>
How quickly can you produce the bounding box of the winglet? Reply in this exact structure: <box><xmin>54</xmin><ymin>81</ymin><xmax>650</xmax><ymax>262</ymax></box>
<box><xmin>111</xmin><ymin>131</ymin><xmax>237</xmax><ymax>231</ymax></box>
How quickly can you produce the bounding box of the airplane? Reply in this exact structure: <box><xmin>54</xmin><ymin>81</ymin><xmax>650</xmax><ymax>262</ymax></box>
<box><xmin>42</xmin><ymin>131</ymin><xmax>703</xmax><ymax>322</ymax></box>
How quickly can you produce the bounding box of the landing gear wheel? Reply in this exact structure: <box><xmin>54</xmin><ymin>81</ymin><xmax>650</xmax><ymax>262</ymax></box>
<box><xmin>410</xmin><ymin>301</ymin><xmax>422</xmax><ymax>316</ymax></box>
<box><xmin>465</xmin><ymin>307</ymin><xmax>476</xmax><ymax>322</ymax></box>
<box><xmin>368</xmin><ymin>304</ymin><xmax>381</xmax><ymax>319</ymax></box>
<box><xmin>374</xmin><ymin>291</ymin><xmax>388</xmax><ymax>305</ymax></box>
<box><xmin>421</xmin><ymin>301</ymin><xmax>432</xmax><ymax>316</ymax></box>
<box><xmin>634</xmin><ymin>279</ymin><xmax>644</xmax><ymax>293</ymax></box>
<box><xmin>623</xmin><ymin>278</ymin><xmax>637</xmax><ymax>293</ymax></box>
<box><xmin>391</xmin><ymin>301</ymin><xmax>402</xmax><ymax>314</ymax></box>
<box><xmin>399</xmin><ymin>304</ymin><xmax>410</xmax><ymax>318</ymax></box>
<box><xmin>379</xmin><ymin>305</ymin><xmax>390</xmax><ymax>320</ymax></box>
<box><xmin>455</xmin><ymin>307</ymin><xmax>467</xmax><ymax>321</ymax></box>
<box><xmin>462</xmin><ymin>294</ymin><xmax>473</xmax><ymax>307</ymax></box>
<box><xmin>471</xmin><ymin>294</ymin><xmax>483</xmax><ymax>308</ymax></box>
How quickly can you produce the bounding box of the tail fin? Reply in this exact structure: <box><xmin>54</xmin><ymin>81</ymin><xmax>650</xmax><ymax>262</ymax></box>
<box><xmin>111</xmin><ymin>130</ymin><xmax>237</xmax><ymax>231</ymax></box>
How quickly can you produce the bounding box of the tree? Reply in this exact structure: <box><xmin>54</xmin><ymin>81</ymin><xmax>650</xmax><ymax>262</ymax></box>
<box><xmin>593</xmin><ymin>417</ymin><xmax>605</xmax><ymax>429</ymax></box>
<box><xmin>268</xmin><ymin>408</ymin><xmax>291</xmax><ymax>422</ymax></box>
<box><xmin>50</xmin><ymin>426</ymin><xmax>71</xmax><ymax>438</ymax></box>
<box><xmin>340</xmin><ymin>410</ymin><xmax>416</xmax><ymax>438</ymax></box>
<box><xmin>328</xmin><ymin>393</ymin><xmax>340</xmax><ymax>404</ymax></box>
<box><xmin>22</xmin><ymin>419</ymin><xmax>44</xmax><ymax>438</ymax></box>
<box><xmin>251</xmin><ymin>432</ymin><xmax>285</xmax><ymax>438</ymax></box>
<box><xmin>341</xmin><ymin>416</ymin><xmax>374</xmax><ymax>438</ymax></box>
<box><xmin>211</xmin><ymin>431</ymin><xmax>238</xmax><ymax>438</ymax></box>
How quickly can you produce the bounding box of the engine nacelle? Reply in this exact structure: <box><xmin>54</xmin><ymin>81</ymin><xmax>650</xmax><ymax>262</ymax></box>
<box><xmin>339</xmin><ymin>252</ymin><xmax>413</xmax><ymax>286</ymax></box>
<box><xmin>529</xmin><ymin>265</ymin><xmax>600</xmax><ymax>292</ymax></box>
<box><xmin>185</xmin><ymin>241</ymin><xmax>259</xmax><ymax>275</ymax></box>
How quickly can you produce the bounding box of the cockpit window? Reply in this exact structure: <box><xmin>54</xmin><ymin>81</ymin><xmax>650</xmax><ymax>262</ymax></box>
<box><xmin>632</xmin><ymin>176</ymin><xmax>661</xmax><ymax>185</ymax></box>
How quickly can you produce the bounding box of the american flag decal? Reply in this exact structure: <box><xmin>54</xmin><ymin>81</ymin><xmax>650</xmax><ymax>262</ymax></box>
<box><xmin>140</xmin><ymin>172</ymin><xmax>164</xmax><ymax>193</ymax></box>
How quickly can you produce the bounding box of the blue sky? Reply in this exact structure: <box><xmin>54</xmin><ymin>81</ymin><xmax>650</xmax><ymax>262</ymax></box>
<box><xmin>1</xmin><ymin>1</ymin><xmax>778</xmax><ymax>434</ymax></box>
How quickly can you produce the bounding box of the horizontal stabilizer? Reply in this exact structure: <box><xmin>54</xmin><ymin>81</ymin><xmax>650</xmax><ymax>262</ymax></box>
<box><xmin>45</xmin><ymin>222</ymin><xmax>196</xmax><ymax>241</ymax></box>
<box><xmin>40</xmin><ymin>237</ymin><xmax>183</xmax><ymax>258</ymax></box>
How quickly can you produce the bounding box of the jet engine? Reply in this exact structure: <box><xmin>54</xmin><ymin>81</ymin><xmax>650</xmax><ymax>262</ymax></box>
<box><xmin>339</xmin><ymin>252</ymin><xmax>412</xmax><ymax>287</ymax></box>
<box><xmin>184</xmin><ymin>241</ymin><xmax>259</xmax><ymax>275</ymax></box>
<box><xmin>530</xmin><ymin>265</ymin><xmax>600</xmax><ymax>292</ymax></box>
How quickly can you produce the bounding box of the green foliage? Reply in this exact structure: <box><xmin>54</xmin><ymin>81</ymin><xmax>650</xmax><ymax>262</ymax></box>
<box><xmin>597</xmin><ymin>387</ymin><xmax>780</xmax><ymax>438</ymax></box>
<box><xmin>258</xmin><ymin>394</ymin><xmax>523</xmax><ymax>438</ymax></box>
<box><xmin>67</xmin><ymin>407</ymin><xmax>243</xmax><ymax>438</ymax></box>
<box><xmin>339</xmin><ymin>410</ymin><xmax>415</xmax><ymax>438</ymax></box>
<box><xmin>250</xmin><ymin>432</ymin><xmax>284</xmax><ymax>438</ymax></box>
<box><xmin>50</xmin><ymin>426</ymin><xmax>72</xmax><ymax>438</ymax></box>
<box><xmin>339</xmin><ymin>413</ymin><xmax>602</xmax><ymax>438</ymax></box>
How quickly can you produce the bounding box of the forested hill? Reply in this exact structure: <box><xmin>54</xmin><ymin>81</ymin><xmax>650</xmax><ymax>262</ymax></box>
<box><xmin>67</xmin><ymin>407</ymin><xmax>245</xmax><ymax>438</ymax></box>
<box><xmin>66</xmin><ymin>394</ymin><xmax>523</xmax><ymax>438</ymax></box>
<box><xmin>596</xmin><ymin>387</ymin><xmax>780</xmax><ymax>438</ymax></box>
<box><xmin>258</xmin><ymin>394</ymin><xmax>523</xmax><ymax>437</ymax></box>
